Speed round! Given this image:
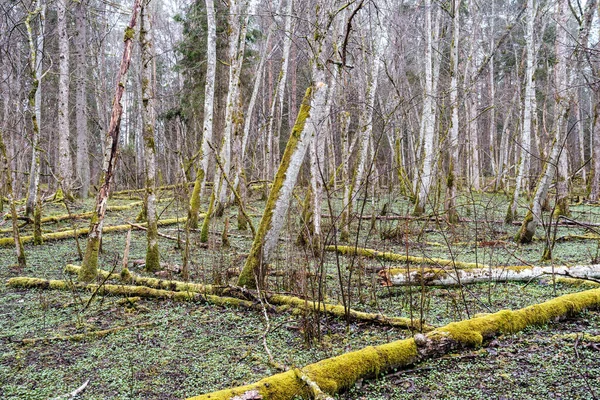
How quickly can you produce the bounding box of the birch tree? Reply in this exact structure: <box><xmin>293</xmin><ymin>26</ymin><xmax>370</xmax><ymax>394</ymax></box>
<box><xmin>507</xmin><ymin>0</ymin><xmax>536</xmax><ymax>222</ymax></box>
<box><xmin>25</xmin><ymin>1</ymin><xmax>45</xmax><ymax>217</ymax></box>
<box><xmin>213</xmin><ymin>0</ymin><xmax>250</xmax><ymax>212</ymax></box>
<box><xmin>57</xmin><ymin>0</ymin><xmax>73</xmax><ymax>199</ymax></box>
<box><xmin>79</xmin><ymin>0</ymin><xmax>142</xmax><ymax>282</ymax></box>
<box><xmin>413</xmin><ymin>0</ymin><xmax>437</xmax><ymax>215</ymax></box>
<box><xmin>140</xmin><ymin>0</ymin><xmax>160</xmax><ymax>272</ymax></box>
<box><xmin>445</xmin><ymin>0</ymin><xmax>460</xmax><ymax>223</ymax></box>
<box><xmin>349</xmin><ymin>15</ymin><xmax>386</xmax><ymax>217</ymax></box>
<box><xmin>516</xmin><ymin>0</ymin><xmax>571</xmax><ymax>244</ymax></box>
<box><xmin>187</xmin><ymin>0</ymin><xmax>216</xmax><ymax>229</ymax></box>
<box><xmin>75</xmin><ymin>0</ymin><xmax>90</xmax><ymax>198</ymax></box>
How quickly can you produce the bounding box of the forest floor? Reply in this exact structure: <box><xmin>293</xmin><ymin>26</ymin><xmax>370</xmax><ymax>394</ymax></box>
<box><xmin>1</xmin><ymin>187</ymin><xmax>600</xmax><ymax>399</ymax></box>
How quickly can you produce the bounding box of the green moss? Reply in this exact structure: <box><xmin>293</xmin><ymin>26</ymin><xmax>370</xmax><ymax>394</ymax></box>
<box><xmin>123</xmin><ymin>26</ymin><xmax>135</xmax><ymax>42</ymax></box>
<box><xmin>237</xmin><ymin>88</ymin><xmax>313</xmax><ymax>289</ymax></box>
<box><xmin>325</xmin><ymin>245</ymin><xmax>487</xmax><ymax>269</ymax></box>
<box><xmin>188</xmin><ymin>172</ymin><xmax>203</xmax><ymax>229</ymax></box>
<box><xmin>80</xmin><ymin>236</ymin><xmax>100</xmax><ymax>282</ymax></box>
<box><xmin>200</xmin><ymin>192</ymin><xmax>215</xmax><ymax>243</ymax></box>
<box><xmin>515</xmin><ymin>211</ymin><xmax>534</xmax><ymax>243</ymax></box>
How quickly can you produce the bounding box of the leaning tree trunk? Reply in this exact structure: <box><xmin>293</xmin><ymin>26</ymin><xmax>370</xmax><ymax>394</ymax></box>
<box><xmin>0</xmin><ymin>129</ymin><xmax>26</xmax><ymax>269</ymax></box>
<box><xmin>75</xmin><ymin>0</ymin><xmax>90</xmax><ymax>198</ymax></box>
<box><xmin>25</xmin><ymin>1</ymin><xmax>45</xmax><ymax>217</ymax></box>
<box><xmin>237</xmin><ymin>84</ymin><xmax>328</xmax><ymax>289</ymax></box>
<box><xmin>516</xmin><ymin>0</ymin><xmax>571</xmax><ymax>244</ymax></box>
<box><xmin>79</xmin><ymin>0</ymin><xmax>142</xmax><ymax>282</ymax></box>
<box><xmin>187</xmin><ymin>0</ymin><xmax>216</xmax><ymax>229</ymax></box>
<box><xmin>140</xmin><ymin>0</ymin><xmax>159</xmax><ymax>272</ymax></box>
<box><xmin>57</xmin><ymin>0</ymin><xmax>73</xmax><ymax>199</ymax></box>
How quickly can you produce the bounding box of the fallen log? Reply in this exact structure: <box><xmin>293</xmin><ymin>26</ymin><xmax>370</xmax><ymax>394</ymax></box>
<box><xmin>378</xmin><ymin>264</ymin><xmax>600</xmax><ymax>286</ymax></box>
<box><xmin>64</xmin><ymin>265</ymin><xmax>426</xmax><ymax>330</ymax></box>
<box><xmin>64</xmin><ymin>264</ymin><xmax>215</xmax><ymax>293</ymax></box>
<box><xmin>6</xmin><ymin>277</ymin><xmax>262</xmax><ymax>310</ymax></box>
<box><xmin>324</xmin><ymin>245</ymin><xmax>489</xmax><ymax>269</ymax></box>
<box><xmin>269</xmin><ymin>294</ymin><xmax>432</xmax><ymax>331</ymax></box>
<box><xmin>0</xmin><ymin>217</ymin><xmax>189</xmax><ymax>247</ymax></box>
<box><xmin>185</xmin><ymin>287</ymin><xmax>600</xmax><ymax>400</ymax></box>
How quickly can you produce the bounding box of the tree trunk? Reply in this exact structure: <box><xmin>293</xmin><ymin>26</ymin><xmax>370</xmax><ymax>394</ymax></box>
<box><xmin>187</xmin><ymin>287</ymin><xmax>600</xmax><ymax>400</ymax></box>
<box><xmin>140</xmin><ymin>0</ymin><xmax>159</xmax><ymax>272</ymax></box>
<box><xmin>379</xmin><ymin>263</ymin><xmax>600</xmax><ymax>287</ymax></box>
<box><xmin>188</xmin><ymin>0</ymin><xmax>217</xmax><ymax>229</ymax></box>
<box><xmin>79</xmin><ymin>0</ymin><xmax>142</xmax><ymax>282</ymax></box>
<box><xmin>414</xmin><ymin>0</ymin><xmax>437</xmax><ymax>215</ymax></box>
<box><xmin>592</xmin><ymin>100</ymin><xmax>600</xmax><ymax>202</ymax></box>
<box><xmin>0</xmin><ymin>129</ymin><xmax>26</xmax><ymax>269</ymax></box>
<box><xmin>25</xmin><ymin>1</ymin><xmax>45</xmax><ymax>217</ymax></box>
<box><xmin>508</xmin><ymin>0</ymin><xmax>535</xmax><ymax>222</ymax></box>
<box><xmin>57</xmin><ymin>0</ymin><xmax>73</xmax><ymax>199</ymax></box>
<box><xmin>445</xmin><ymin>0</ymin><xmax>460</xmax><ymax>223</ymax></box>
<box><xmin>237</xmin><ymin>85</ymin><xmax>328</xmax><ymax>289</ymax></box>
<box><xmin>214</xmin><ymin>0</ymin><xmax>250</xmax><ymax>211</ymax></box>
<box><xmin>516</xmin><ymin>0</ymin><xmax>571</xmax><ymax>244</ymax></box>
<box><xmin>75</xmin><ymin>0</ymin><xmax>90</xmax><ymax>198</ymax></box>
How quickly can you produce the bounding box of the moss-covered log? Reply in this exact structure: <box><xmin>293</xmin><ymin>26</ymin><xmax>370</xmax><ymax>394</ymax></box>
<box><xmin>64</xmin><ymin>264</ymin><xmax>216</xmax><ymax>293</ymax></box>
<box><xmin>379</xmin><ymin>263</ymin><xmax>600</xmax><ymax>286</ymax></box>
<box><xmin>0</xmin><ymin>218</ymin><xmax>186</xmax><ymax>247</ymax></box>
<box><xmin>325</xmin><ymin>245</ymin><xmax>489</xmax><ymax>269</ymax></box>
<box><xmin>6</xmin><ymin>277</ymin><xmax>260</xmax><ymax>310</ymax></box>
<box><xmin>64</xmin><ymin>265</ymin><xmax>424</xmax><ymax>330</ymax></box>
<box><xmin>268</xmin><ymin>294</ymin><xmax>432</xmax><ymax>331</ymax></box>
<box><xmin>187</xmin><ymin>287</ymin><xmax>600</xmax><ymax>400</ymax></box>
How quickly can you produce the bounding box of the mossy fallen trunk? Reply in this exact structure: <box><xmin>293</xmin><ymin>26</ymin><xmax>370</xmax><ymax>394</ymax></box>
<box><xmin>0</xmin><ymin>218</ymin><xmax>186</xmax><ymax>247</ymax></box>
<box><xmin>186</xmin><ymin>287</ymin><xmax>600</xmax><ymax>400</ymax></box>
<box><xmin>325</xmin><ymin>245</ymin><xmax>488</xmax><ymax>269</ymax></box>
<box><xmin>6</xmin><ymin>277</ymin><xmax>259</xmax><ymax>310</ymax></box>
<box><xmin>379</xmin><ymin>263</ymin><xmax>600</xmax><ymax>286</ymax></box>
<box><xmin>64</xmin><ymin>264</ymin><xmax>216</xmax><ymax>293</ymax></box>
<box><xmin>64</xmin><ymin>265</ymin><xmax>424</xmax><ymax>330</ymax></box>
<box><xmin>269</xmin><ymin>294</ymin><xmax>432</xmax><ymax>331</ymax></box>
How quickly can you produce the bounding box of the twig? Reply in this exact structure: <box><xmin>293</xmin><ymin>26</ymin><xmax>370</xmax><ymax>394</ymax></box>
<box><xmin>127</xmin><ymin>221</ymin><xmax>179</xmax><ymax>241</ymax></box>
<box><xmin>50</xmin><ymin>379</ymin><xmax>90</xmax><ymax>400</ymax></box>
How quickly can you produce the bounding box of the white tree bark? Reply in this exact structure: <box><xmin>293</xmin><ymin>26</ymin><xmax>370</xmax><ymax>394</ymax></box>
<box><xmin>509</xmin><ymin>0</ymin><xmax>536</xmax><ymax>221</ymax></box>
<box><xmin>198</xmin><ymin>0</ymin><xmax>217</xmax><ymax>200</ymax></box>
<box><xmin>517</xmin><ymin>0</ymin><xmax>571</xmax><ymax>243</ymax></box>
<box><xmin>25</xmin><ymin>1</ymin><xmax>45</xmax><ymax>216</ymax></box>
<box><xmin>140</xmin><ymin>0</ymin><xmax>159</xmax><ymax>271</ymax></box>
<box><xmin>445</xmin><ymin>0</ymin><xmax>460</xmax><ymax>222</ymax></box>
<box><xmin>414</xmin><ymin>0</ymin><xmax>437</xmax><ymax>215</ymax></box>
<box><xmin>380</xmin><ymin>264</ymin><xmax>600</xmax><ymax>287</ymax></box>
<box><xmin>352</xmin><ymin>23</ymin><xmax>386</xmax><ymax>208</ymax></box>
<box><xmin>57</xmin><ymin>0</ymin><xmax>73</xmax><ymax>196</ymax></box>
<box><xmin>75</xmin><ymin>0</ymin><xmax>89</xmax><ymax>198</ymax></box>
<box><xmin>237</xmin><ymin>83</ymin><xmax>328</xmax><ymax>289</ymax></box>
<box><xmin>187</xmin><ymin>0</ymin><xmax>217</xmax><ymax>229</ymax></box>
<box><xmin>215</xmin><ymin>0</ymin><xmax>251</xmax><ymax>208</ymax></box>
